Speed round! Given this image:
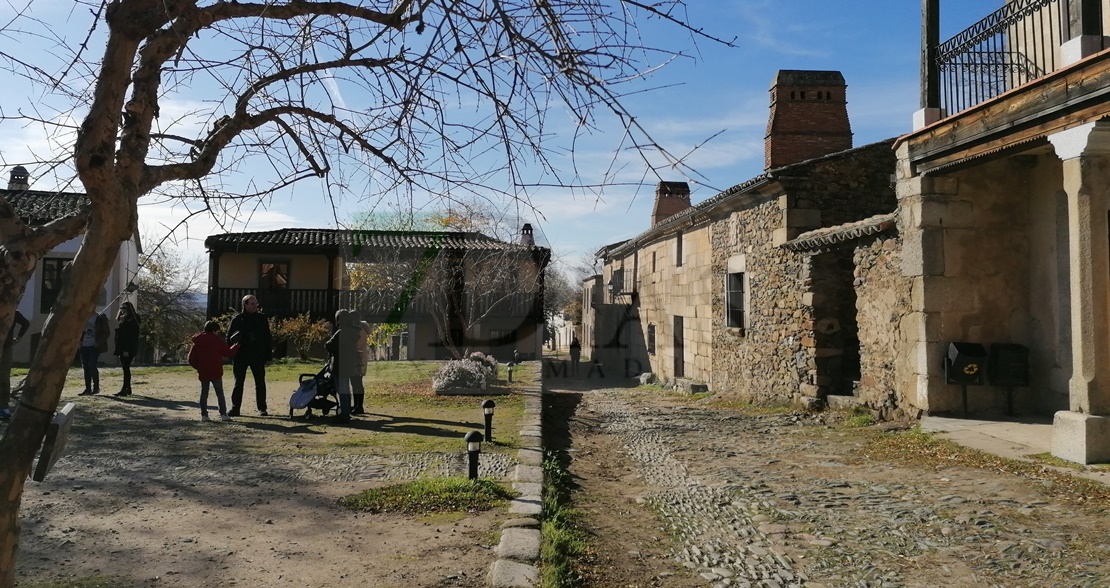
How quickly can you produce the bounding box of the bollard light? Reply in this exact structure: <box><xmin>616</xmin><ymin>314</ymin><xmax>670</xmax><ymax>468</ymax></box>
<box><xmin>507</xmin><ymin>362</ymin><xmax>515</xmax><ymax>384</ymax></box>
<box><xmin>481</xmin><ymin>399</ymin><xmax>496</xmax><ymax>442</ymax></box>
<box><xmin>464</xmin><ymin>430</ymin><xmax>484</xmax><ymax>480</ymax></box>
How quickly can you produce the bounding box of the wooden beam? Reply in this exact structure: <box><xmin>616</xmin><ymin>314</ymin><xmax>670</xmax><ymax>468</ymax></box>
<box><xmin>921</xmin><ymin>0</ymin><xmax>940</xmax><ymax>109</ymax></box>
<box><xmin>1064</xmin><ymin>0</ymin><xmax>1102</xmax><ymax>38</ymax></box>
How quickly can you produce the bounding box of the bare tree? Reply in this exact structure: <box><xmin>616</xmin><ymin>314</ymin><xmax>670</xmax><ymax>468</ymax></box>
<box><xmin>134</xmin><ymin>245</ymin><xmax>207</xmax><ymax>361</ymax></box>
<box><xmin>0</xmin><ymin>0</ymin><xmax>729</xmax><ymax>581</ymax></box>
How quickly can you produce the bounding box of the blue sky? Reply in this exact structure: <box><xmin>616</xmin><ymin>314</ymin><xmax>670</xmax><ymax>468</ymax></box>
<box><xmin>0</xmin><ymin>1</ymin><xmax>1000</xmax><ymax>275</ymax></box>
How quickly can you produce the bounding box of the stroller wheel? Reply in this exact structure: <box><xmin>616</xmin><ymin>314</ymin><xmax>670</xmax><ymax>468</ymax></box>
<box><xmin>305</xmin><ymin>409</ymin><xmax>313</xmax><ymax>419</ymax></box>
<box><xmin>289</xmin><ymin>409</ymin><xmax>294</xmax><ymax>419</ymax></box>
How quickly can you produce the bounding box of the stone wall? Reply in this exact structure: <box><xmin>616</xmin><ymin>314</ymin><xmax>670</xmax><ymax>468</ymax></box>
<box><xmin>709</xmin><ymin>196</ymin><xmax>812</xmax><ymax>403</ymax></box>
<box><xmin>710</xmin><ymin>142</ymin><xmax>898</xmax><ymax>406</ymax></box>
<box><xmin>853</xmin><ymin>233</ymin><xmax>916</xmax><ymax>419</ymax></box>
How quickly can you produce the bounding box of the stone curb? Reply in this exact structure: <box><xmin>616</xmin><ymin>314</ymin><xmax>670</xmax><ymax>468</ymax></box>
<box><xmin>488</xmin><ymin>377</ymin><xmax>544</xmax><ymax>588</ymax></box>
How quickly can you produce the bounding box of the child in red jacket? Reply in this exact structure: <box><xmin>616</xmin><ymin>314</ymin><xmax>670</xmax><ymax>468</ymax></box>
<box><xmin>187</xmin><ymin>321</ymin><xmax>239</xmax><ymax>422</ymax></box>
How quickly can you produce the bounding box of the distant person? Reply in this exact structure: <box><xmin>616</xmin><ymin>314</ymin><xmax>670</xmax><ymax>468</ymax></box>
<box><xmin>187</xmin><ymin>320</ymin><xmax>239</xmax><ymax>422</ymax></box>
<box><xmin>350</xmin><ymin>309</ymin><xmax>372</xmax><ymax>416</ymax></box>
<box><xmin>227</xmin><ymin>295</ymin><xmax>272</xmax><ymax>416</ymax></box>
<box><xmin>325</xmin><ymin>309</ymin><xmax>361</xmax><ymax>423</ymax></box>
<box><xmin>113</xmin><ymin>301</ymin><xmax>141</xmax><ymax>397</ymax></box>
<box><xmin>569</xmin><ymin>336</ymin><xmax>582</xmax><ymax>376</ymax></box>
<box><xmin>78</xmin><ymin>310</ymin><xmax>110</xmax><ymax>396</ymax></box>
<box><xmin>0</xmin><ymin>310</ymin><xmax>29</xmax><ymax>419</ymax></box>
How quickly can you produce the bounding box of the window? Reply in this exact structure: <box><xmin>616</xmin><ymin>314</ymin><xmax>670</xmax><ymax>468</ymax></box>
<box><xmin>651</xmin><ymin>251</ymin><xmax>657</xmax><ymax>273</ymax></box>
<box><xmin>726</xmin><ymin>272</ymin><xmax>746</xmax><ymax>329</ymax></box>
<box><xmin>40</xmin><ymin>258</ymin><xmax>68</xmax><ymax>312</ymax></box>
<box><xmin>647</xmin><ymin>323</ymin><xmax>656</xmax><ymax>355</ymax></box>
<box><xmin>675</xmin><ymin>231</ymin><xmax>684</xmax><ymax>267</ymax></box>
<box><xmin>725</xmin><ymin>254</ymin><xmax>748</xmax><ymax>332</ymax></box>
<box><xmin>258</xmin><ymin>261</ymin><xmax>290</xmax><ymax>313</ymax></box>
<box><xmin>260</xmin><ymin>261</ymin><xmax>289</xmax><ymax>289</ymax></box>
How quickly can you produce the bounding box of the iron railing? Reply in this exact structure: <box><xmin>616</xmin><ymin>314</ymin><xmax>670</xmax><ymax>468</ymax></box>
<box><xmin>936</xmin><ymin>0</ymin><xmax>1062</xmax><ymax>114</ymax></box>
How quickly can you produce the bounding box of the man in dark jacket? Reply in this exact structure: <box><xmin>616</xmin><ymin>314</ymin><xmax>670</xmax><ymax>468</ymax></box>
<box><xmin>226</xmin><ymin>295</ymin><xmax>272</xmax><ymax>416</ymax></box>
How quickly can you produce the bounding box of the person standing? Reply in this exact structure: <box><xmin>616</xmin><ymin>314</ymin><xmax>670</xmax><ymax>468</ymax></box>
<box><xmin>113</xmin><ymin>301</ymin><xmax>141</xmax><ymax>396</ymax></box>
<box><xmin>0</xmin><ymin>311</ymin><xmax>29</xmax><ymax>419</ymax></box>
<box><xmin>187</xmin><ymin>320</ymin><xmax>239</xmax><ymax>422</ymax></box>
<box><xmin>78</xmin><ymin>310</ymin><xmax>110</xmax><ymax>395</ymax></box>
<box><xmin>350</xmin><ymin>309</ymin><xmax>372</xmax><ymax>416</ymax></box>
<box><xmin>226</xmin><ymin>295</ymin><xmax>272</xmax><ymax>416</ymax></box>
<box><xmin>569</xmin><ymin>335</ymin><xmax>582</xmax><ymax>377</ymax></box>
<box><xmin>325</xmin><ymin>309</ymin><xmax>361</xmax><ymax>423</ymax></box>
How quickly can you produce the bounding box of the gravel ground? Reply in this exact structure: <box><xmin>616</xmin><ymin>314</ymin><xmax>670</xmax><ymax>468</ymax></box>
<box><xmin>558</xmin><ymin>384</ymin><xmax>1110</xmax><ymax>588</ymax></box>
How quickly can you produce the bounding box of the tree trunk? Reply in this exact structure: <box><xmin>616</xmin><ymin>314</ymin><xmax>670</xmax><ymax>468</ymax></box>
<box><xmin>0</xmin><ymin>200</ymin><xmax>131</xmax><ymax>585</ymax></box>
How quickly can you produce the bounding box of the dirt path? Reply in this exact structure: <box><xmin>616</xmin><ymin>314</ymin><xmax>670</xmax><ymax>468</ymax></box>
<box><xmin>15</xmin><ymin>369</ymin><xmax>510</xmax><ymax>587</ymax></box>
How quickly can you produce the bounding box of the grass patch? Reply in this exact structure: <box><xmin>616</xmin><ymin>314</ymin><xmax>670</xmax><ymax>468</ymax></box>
<box><xmin>541</xmin><ymin>456</ymin><xmax>590</xmax><ymax>588</ymax></box>
<box><xmin>844</xmin><ymin>413</ymin><xmax>876</xmax><ymax>427</ymax></box>
<box><xmin>864</xmin><ymin>426</ymin><xmax>1110</xmax><ymax>510</ymax></box>
<box><xmin>339</xmin><ymin>477</ymin><xmax>513</xmax><ymax>514</ymax></box>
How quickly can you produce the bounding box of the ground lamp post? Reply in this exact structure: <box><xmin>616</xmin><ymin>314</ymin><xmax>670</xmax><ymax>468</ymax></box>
<box><xmin>464</xmin><ymin>430</ymin><xmax>484</xmax><ymax>480</ymax></box>
<box><xmin>506</xmin><ymin>362</ymin><xmax>514</xmax><ymax>383</ymax></box>
<box><xmin>481</xmin><ymin>399</ymin><xmax>496</xmax><ymax>442</ymax></box>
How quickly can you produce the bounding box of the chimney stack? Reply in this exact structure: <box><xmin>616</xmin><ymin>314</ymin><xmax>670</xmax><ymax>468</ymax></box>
<box><xmin>520</xmin><ymin>223</ymin><xmax>535</xmax><ymax>246</ymax></box>
<box><xmin>651</xmin><ymin>181</ymin><xmax>691</xmax><ymax>227</ymax></box>
<box><xmin>7</xmin><ymin>166</ymin><xmax>29</xmax><ymax>191</ymax></box>
<box><xmin>764</xmin><ymin>70</ymin><xmax>852</xmax><ymax>170</ymax></box>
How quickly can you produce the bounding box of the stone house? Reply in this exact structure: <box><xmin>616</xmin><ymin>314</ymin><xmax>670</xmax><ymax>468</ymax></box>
<box><xmin>205</xmin><ymin>224</ymin><xmax>549</xmax><ymax>362</ymax></box>
<box><xmin>590</xmin><ymin>71</ymin><xmax>901</xmax><ymax>407</ymax></box>
<box><xmin>898</xmin><ymin>0</ymin><xmax>1110</xmax><ymax>463</ymax></box>
<box><xmin>0</xmin><ymin>166</ymin><xmax>141</xmax><ymax>364</ymax></box>
<box><xmin>588</xmin><ymin>2</ymin><xmax>1110</xmax><ymax>465</ymax></box>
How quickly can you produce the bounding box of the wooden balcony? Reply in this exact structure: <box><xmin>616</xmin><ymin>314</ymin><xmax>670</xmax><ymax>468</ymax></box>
<box><xmin>208</xmin><ymin>287</ymin><xmax>543</xmax><ymax>323</ymax></box>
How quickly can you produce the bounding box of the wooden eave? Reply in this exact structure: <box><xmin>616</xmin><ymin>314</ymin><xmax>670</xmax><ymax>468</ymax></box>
<box><xmin>898</xmin><ymin>49</ymin><xmax>1110</xmax><ymax>175</ymax></box>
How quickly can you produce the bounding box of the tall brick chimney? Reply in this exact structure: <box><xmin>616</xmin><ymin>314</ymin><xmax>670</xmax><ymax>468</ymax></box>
<box><xmin>764</xmin><ymin>70</ymin><xmax>852</xmax><ymax>170</ymax></box>
<box><xmin>651</xmin><ymin>181</ymin><xmax>691</xmax><ymax>227</ymax></box>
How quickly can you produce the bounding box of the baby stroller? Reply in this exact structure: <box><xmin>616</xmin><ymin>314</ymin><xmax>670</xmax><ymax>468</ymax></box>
<box><xmin>288</xmin><ymin>358</ymin><xmax>338</xmax><ymax>419</ymax></box>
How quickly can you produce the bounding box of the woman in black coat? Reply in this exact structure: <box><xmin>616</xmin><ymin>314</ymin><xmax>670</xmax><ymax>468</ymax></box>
<box><xmin>114</xmin><ymin>301</ymin><xmax>141</xmax><ymax>396</ymax></box>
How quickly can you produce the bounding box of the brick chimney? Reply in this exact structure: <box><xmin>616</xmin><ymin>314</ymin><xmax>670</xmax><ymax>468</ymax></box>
<box><xmin>764</xmin><ymin>70</ymin><xmax>852</xmax><ymax>170</ymax></box>
<box><xmin>651</xmin><ymin>181</ymin><xmax>691</xmax><ymax>227</ymax></box>
<box><xmin>7</xmin><ymin>166</ymin><xmax>29</xmax><ymax>191</ymax></box>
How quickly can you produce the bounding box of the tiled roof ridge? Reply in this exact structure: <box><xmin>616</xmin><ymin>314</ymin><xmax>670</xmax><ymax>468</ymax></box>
<box><xmin>782</xmin><ymin>212</ymin><xmax>898</xmax><ymax>252</ymax></box>
<box><xmin>605</xmin><ymin>138</ymin><xmax>898</xmax><ymax>258</ymax></box>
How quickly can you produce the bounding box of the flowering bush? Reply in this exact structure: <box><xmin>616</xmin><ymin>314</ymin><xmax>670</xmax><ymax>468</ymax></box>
<box><xmin>465</xmin><ymin>351</ymin><xmax>500</xmax><ymax>385</ymax></box>
<box><xmin>433</xmin><ymin>359</ymin><xmax>488</xmax><ymax>391</ymax></box>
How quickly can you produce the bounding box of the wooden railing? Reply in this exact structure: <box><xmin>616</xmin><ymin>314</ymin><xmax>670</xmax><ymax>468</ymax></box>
<box><xmin>208</xmin><ymin>287</ymin><xmax>543</xmax><ymax>322</ymax></box>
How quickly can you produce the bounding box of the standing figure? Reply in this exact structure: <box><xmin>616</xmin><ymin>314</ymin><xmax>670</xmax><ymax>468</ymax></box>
<box><xmin>325</xmin><ymin>309</ymin><xmax>362</xmax><ymax>424</ymax></box>
<box><xmin>569</xmin><ymin>335</ymin><xmax>582</xmax><ymax>376</ymax></box>
<box><xmin>78</xmin><ymin>310</ymin><xmax>110</xmax><ymax>395</ymax></box>
<box><xmin>350</xmin><ymin>309</ymin><xmax>373</xmax><ymax>415</ymax></box>
<box><xmin>226</xmin><ymin>295</ymin><xmax>272</xmax><ymax>416</ymax></box>
<box><xmin>187</xmin><ymin>320</ymin><xmax>239</xmax><ymax>422</ymax></box>
<box><xmin>113</xmin><ymin>301</ymin><xmax>141</xmax><ymax>396</ymax></box>
<box><xmin>0</xmin><ymin>311</ymin><xmax>29</xmax><ymax>419</ymax></box>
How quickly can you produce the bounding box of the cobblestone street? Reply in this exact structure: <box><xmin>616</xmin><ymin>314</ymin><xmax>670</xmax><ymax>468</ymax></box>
<box><xmin>547</xmin><ymin>382</ymin><xmax>1110</xmax><ymax>588</ymax></box>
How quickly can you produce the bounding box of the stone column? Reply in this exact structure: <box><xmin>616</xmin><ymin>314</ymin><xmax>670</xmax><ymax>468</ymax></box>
<box><xmin>1047</xmin><ymin>121</ymin><xmax>1110</xmax><ymax>463</ymax></box>
<box><xmin>895</xmin><ymin>142</ymin><xmax>959</xmax><ymax>413</ymax></box>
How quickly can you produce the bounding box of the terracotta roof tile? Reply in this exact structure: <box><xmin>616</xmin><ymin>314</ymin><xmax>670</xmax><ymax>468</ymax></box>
<box><xmin>205</xmin><ymin>228</ymin><xmax>545</xmax><ymax>253</ymax></box>
<box><xmin>0</xmin><ymin>189</ymin><xmax>89</xmax><ymax>224</ymax></box>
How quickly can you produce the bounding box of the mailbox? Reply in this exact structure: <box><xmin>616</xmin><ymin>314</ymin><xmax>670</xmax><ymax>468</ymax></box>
<box><xmin>988</xmin><ymin>343</ymin><xmax>1029</xmax><ymax>387</ymax></box>
<box><xmin>945</xmin><ymin>342</ymin><xmax>987</xmax><ymax>385</ymax></box>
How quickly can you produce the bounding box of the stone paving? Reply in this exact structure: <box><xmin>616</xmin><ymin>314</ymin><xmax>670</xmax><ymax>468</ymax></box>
<box><xmin>568</xmin><ymin>386</ymin><xmax>1110</xmax><ymax>588</ymax></box>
